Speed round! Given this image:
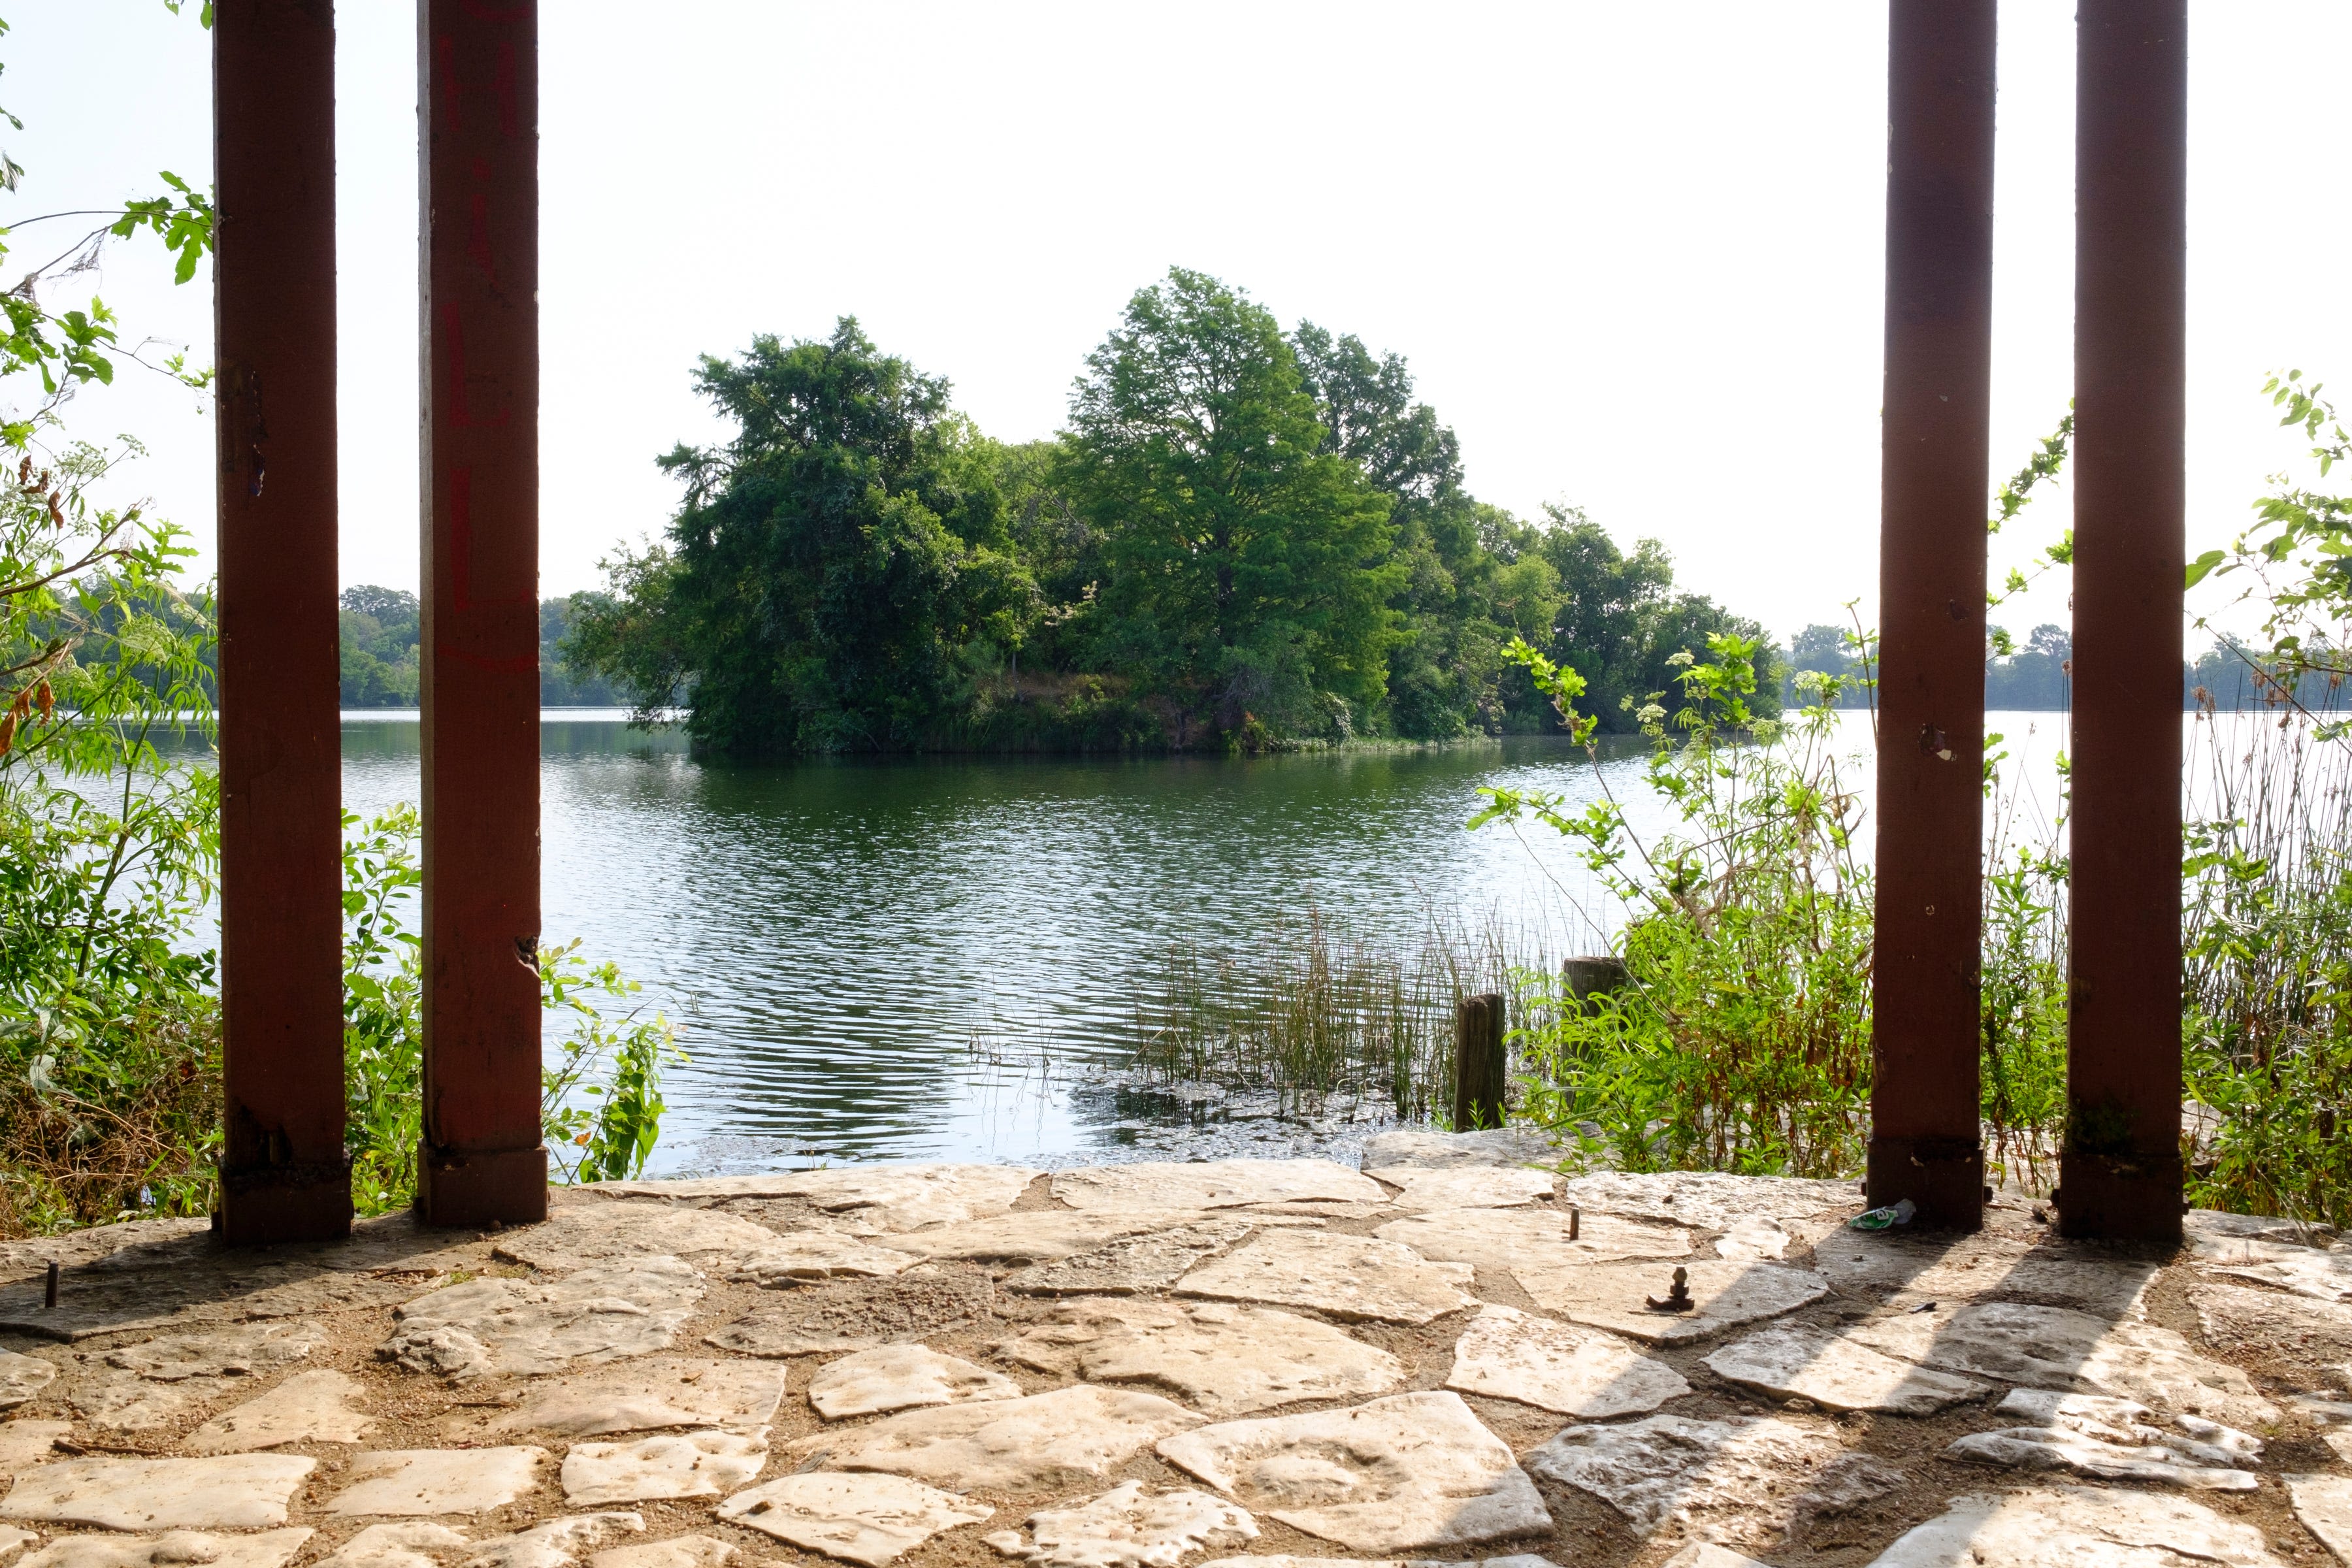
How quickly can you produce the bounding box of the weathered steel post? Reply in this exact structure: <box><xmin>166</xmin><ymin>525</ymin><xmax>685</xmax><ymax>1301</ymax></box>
<box><xmin>1867</xmin><ymin>0</ymin><xmax>1997</xmax><ymax>1230</ymax></box>
<box><xmin>2063</xmin><ymin>0</ymin><xmax>2187</xmax><ymax>1243</ymax></box>
<box><xmin>214</xmin><ymin>0</ymin><xmax>351</xmax><ymax>1244</ymax></box>
<box><xmin>418</xmin><ymin>0</ymin><xmax>547</xmax><ymax>1226</ymax></box>
<box><xmin>1454</xmin><ymin>992</ymin><xmax>1506</xmax><ymax>1132</ymax></box>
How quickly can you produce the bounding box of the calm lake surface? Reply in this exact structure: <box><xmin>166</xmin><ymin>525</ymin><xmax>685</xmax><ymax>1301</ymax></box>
<box><xmin>325</xmin><ymin>709</ymin><xmax>2078</xmax><ymax>1175</ymax></box>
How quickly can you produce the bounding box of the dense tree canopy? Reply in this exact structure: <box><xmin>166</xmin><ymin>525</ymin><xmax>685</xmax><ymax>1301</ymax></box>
<box><xmin>569</xmin><ymin>269</ymin><xmax>1784</xmax><ymax>754</ymax></box>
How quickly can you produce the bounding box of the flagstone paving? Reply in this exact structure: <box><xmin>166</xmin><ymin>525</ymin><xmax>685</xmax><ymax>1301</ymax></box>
<box><xmin>0</xmin><ymin>1148</ymin><xmax>2343</xmax><ymax>1567</ymax></box>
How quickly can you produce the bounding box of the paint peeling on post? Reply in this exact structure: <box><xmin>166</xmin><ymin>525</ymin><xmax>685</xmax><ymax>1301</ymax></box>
<box><xmin>418</xmin><ymin>0</ymin><xmax>547</xmax><ymax>1226</ymax></box>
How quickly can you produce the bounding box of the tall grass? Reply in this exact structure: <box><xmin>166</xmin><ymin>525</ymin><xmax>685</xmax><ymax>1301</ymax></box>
<box><xmin>2181</xmin><ymin>682</ymin><xmax>2352</xmax><ymax>1224</ymax></box>
<box><xmin>1130</xmin><ymin>909</ymin><xmax>1537</xmax><ymax>1121</ymax></box>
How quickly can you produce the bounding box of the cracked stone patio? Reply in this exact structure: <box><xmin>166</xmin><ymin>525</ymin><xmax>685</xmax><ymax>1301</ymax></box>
<box><xmin>0</xmin><ymin>1137</ymin><xmax>2344</xmax><ymax>1567</ymax></box>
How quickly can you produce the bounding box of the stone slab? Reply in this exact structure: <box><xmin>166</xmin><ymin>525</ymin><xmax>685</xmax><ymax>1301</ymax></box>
<box><xmin>1374</xmin><ymin>1168</ymin><xmax>1556</xmax><ymax>1212</ymax></box>
<box><xmin>2290</xmin><ymin>1475</ymin><xmax>2352</xmax><ymax>1566</ymax></box>
<box><xmin>807</xmin><ymin>1344</ymin><xmax>1021</xmax><ymax>1420</ymax></box>
<box><xmin>1052</xmin><ymin>1160</ymin><xmax>1385</xmax><ymax>1215</ymax></box>
<box><xmin>488</xmin><ymin>1357</ymin><xmax>787</xmax><ymax>1437</ymax></box>
<box><xmin>1175</xmin><ymin>1230</ymin><xmax>1475</xmax><ymax>1326</ymax></box>
<box><xmin>1865</xmin><ymin>1486</ymin><xmax>2287</xmax><ymax>1567</ymax></box>
<box><xmin>1714</xmin><ymin>1217</ymin><xmax>1790</xmax><ymax>1261</ymax></box>
<box><xmin>465</xmin><ymin>1514</ymin><xmax>644</xmax><ymax>1568</ymax></box>
<box><xmin>0</xmin><ymin>1454</ymin><xmax>316</xmax><ymax>1530</ymax></box>
<box><xmin>1556</xmin><ymin>1171</ymin><xmax>1857</xmax><ymax>1233</ymax></box>
<box><xmin>493</xmin><ymin>1209</ymin><xmax>781</xmax><ymax>1272</ymax></box>
<box><xmin>1001</xmin><ymin>1298</ymin><xmax>1404</xmax><ymax>1417</ymax></box>
<box><xmin>1198</xmin><ymin>1558</ymin><xmax>1564</xmax><ymax>1568</ymax></box>
<box><xmin>727</xmin><ymin>1236</ymin><xmax>919</xmax><ymax>1286</ymax></box>
<box><xmin>1521</xmin><ymin>1412</ymin><xmax>1843</xmax><ymax>1543</ymax></box>
<box><xmin>1156</xmin><ymin>1390</ymin><xmax>1550</xmax><ymax>1552</ymax></box>
<box><xmin>2185</xmin><ymin>1208</ymin><xmax>2338</xmax><ymax>1247</ymax></box>
<box><xmin>717</xmin><ymin>1473</ymin><xmax>993</xmax><ymax>1567</ymax></box>
<box><xmin>1358</xmin><ymin>1129</ymin><xmax>1564</xmax><ymax>1173</ymax></box>
<box><xmin>108</xmin><ymin>1320</ymin><xmax>327</xmax><ymax>1381</ymax></box>
<box><xmin>785</xmin><ymin>1384</ymin><xmax>1200</xmax><ymax>1492</ymax></box>
<box><xmin>184</xmin><ymin>1369</ymin><xmax>374</xmax><ymax>1452</ymax></box>
<box><xmin>1785</xmin><ymin>1454</ymin><xmax>1906</xmax><ymax>1541</ymax></box>
<box><xmin>384</xmin><ymin>1260</ymin><xmax>702</xmax><ymax>1379</ymax></box>
<box><xmin>67</xmin><ymin>1366</ymin><xmax>226</xmax><ymax>1431</ymax></box>
<box><xmin>0</xmin><ymin>1421</ymin><xmax>67</xmax><ymax>1476</ymax></box>
<box><xmin>2195</xmin><ymin>1237</ymin><xmax>2352</xmax><ymax>1303</ymax></box>
<box><xmin>1375</xmin><ymin>1207</ymin><xmax>1689</xmax><ymax>1271</ymax></box>
<box><xmin>326</xmin><ymin>1448</ymin><xmax>547</xmax><ymax>1516</ymax></box>
<box><xmin>1006</xmin><ymin>1220</ymin><xmax>1259</xmax><ymax>1298</ymax></box>
<box><xmin>1703</xmin><ymin>1322</ymin><xmax>1992</xmax><ymax>1414</ymax></box>
<box><xmin>1444</xmin><ymin>1304</ymin><xmax>1690</xmax><ymax>1418</ymax></box>
<box><xmin>1847</xmin><ymin>1301</ymin><xmax>2278</xmax><ymax>1426</ymax></box>
<box><xmin>986</xmin><ymin>1480</ymin><xmax>1256</xmax><ymax>1568</ymax></box>
<box><xmin>1994</xmin><ymin>1388</ymin><xmax>2263</xmax><ymax>1467</ymax></box>
<box><xmin>2192</xmin><ymin>1282</ymin><xmax>2352</xmax><ymax>1369</ymax></box>
<box><xmin>1511</xmin><ymin>1260</ymin><xmax>1828</xmax><ymax>1345</ymax></box>
<box><xmin>319</xmin><ymin>1523</ymin><xmax>472</xmax><ymax>1568</ymax></box>
<box><xmin>595</xmin><ymin>1164</ymin><xmax>1039</xmax><ymax>1233</ymax></box>
<box><xmin>0</xmin><ymin>1354</ymin><xmax>55</xmax><ymax>1409</ymax></box>
<box><xmin>704</xmin><ymin>1273</ymin><xmax>996</xmax><ymax>1358</ymax></box>
<box><xmin>0</xmin><ymin>1236</ymin><xmax>421</xmax><ymax>1343</ymax></box>
<box><xmin>1945</xmin><ymin>1427</ymin><xmax>2257</xmax><ymax>1490</ymax></box>
<box><xmin>875</xmin><ymin>1211</ymin><xmax>1215</xmax><ymax>1265</ymax></box>
<box><xmin>1659</xmin><ymin>1549</ymin><xmax>1772</xmax><ymax>1568</ymax></box>
<box><xmin>20</xmin><ymin>1531</ymin><xmax>312</xmax><ymax>1568</ymax></box>
<box><xmin>1811</xmin><ymin>1233</ymin><xmax>2160</xmax><ymax>1318</ymax></box>
<box><xmin>559</xmin><ymin>1430</ymin><xmax>768</xmax><ymax>1505</ymax></box>
<box><xmin>1198</xmin><ymin>1559</ymin><xmax>1563</xmax><ymax>1568</ymax></box>
<box><xmin>588</xmin><ymin>1537</ymin><xmax>736</xmax><ymax>1568</ymax></box>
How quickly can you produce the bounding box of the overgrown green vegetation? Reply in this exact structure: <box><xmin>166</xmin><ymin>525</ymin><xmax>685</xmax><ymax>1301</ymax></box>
<box><xmin>1471</xmin><ymin>389</ymin><xmax>2352</xmax><ymax>1224</ymax></box>
<box><xmin>339</xmin><ymin>806</ymin><xmax>683</xmax><ymax>1216</ymax></box>
<box><xmin>568</xmin><ymin>270</ymin><xmax>1776</xmax><ymax>755</ymax></box>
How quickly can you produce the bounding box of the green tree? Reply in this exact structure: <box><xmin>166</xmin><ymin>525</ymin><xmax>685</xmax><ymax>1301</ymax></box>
<box><xmin>1292</xmin><ymin>322</ymin><xmax>1554</xmax><ymax>739</ymax></box>
<box><xmin>570</xmin><ymin>319</ymin><xmax>1034</xmax><ymax>754</ymax></box>
<box><xmin>1533</xmin><ymin>506</ymin><xmax>1779</xmax><ymax>732</ymax></box>
<box><xmin>1064</xmin><ymin>270</ymin><xmax>1400</xmax><ymax>740</ymax></box>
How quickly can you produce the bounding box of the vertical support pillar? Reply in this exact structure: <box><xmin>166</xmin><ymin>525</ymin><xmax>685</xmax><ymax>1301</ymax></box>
<box><xmin>2063</xmin><ymin>0</ymin><xmax>2187</xmax><ymax>1243</ymax></box>
<box><xmin>1867</xmin><ymin>0</ymin><xmax>1997</xmax><ymax>1232</ymax></box>
<box><xmin>418</xmin><ymin>0</ymin><xmax>547</xmax><ymax>1226</ymax></box>
<box><xmin>214</xmin><ymin>0</ymin><xmax>351</xmax><ymax>1245</ymax></box>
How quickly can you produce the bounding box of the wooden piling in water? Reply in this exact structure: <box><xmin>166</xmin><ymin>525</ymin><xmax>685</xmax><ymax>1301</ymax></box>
<box><xmin>1454</xmin><ymin>992</ymin><xmax>1507</xmax><ymax>1132</ymax></box>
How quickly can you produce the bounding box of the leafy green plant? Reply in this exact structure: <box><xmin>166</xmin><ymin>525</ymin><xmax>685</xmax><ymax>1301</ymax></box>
<box><xmin>540</xmin><ymin>939</ymin><xmax>683</xmax><ymax>1184</ymax></box>
<box><xmin>337</xmin><ymin>808</ymin><xmax>684</xmax><ymax>1208</ymax></box>
<box><xmin>1476</xmin><ymin>635</ymin><xmax>1876</xmax><ymax>1176</ymax></box>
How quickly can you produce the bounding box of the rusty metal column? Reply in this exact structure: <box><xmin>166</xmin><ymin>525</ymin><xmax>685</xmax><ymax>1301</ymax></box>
<box><xmin>1867</xmin><ymin>0</ymin><xmax>1996</xmax><ymax>1232</ymax></box>
<box><xmin>214</xmin><ymin>0</ymin><xmax>351</xmax><ymax>1244</ymax></box>
<box><xmin>417</xmin><ymin>0</ymin><xmax>547</xmax><ymax>1226</ymax></box>
<box><xmin>2062</xmin><ymin>0</ymin><xmax>2186</xmax><ymax>1244</ymax></box>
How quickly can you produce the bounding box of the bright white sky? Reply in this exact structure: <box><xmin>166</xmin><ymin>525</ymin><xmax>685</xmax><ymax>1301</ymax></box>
<box><xmin>10</xmin><ymin>2</ymin><xmax>2351</xmax><ymax>646</ymax></box>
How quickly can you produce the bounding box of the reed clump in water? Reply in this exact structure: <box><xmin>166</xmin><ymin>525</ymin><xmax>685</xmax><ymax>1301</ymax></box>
<box><xmin>1130</xmin><ymin>910</ymin><xmax>1535</xmax><ymax>1121</ymax></box>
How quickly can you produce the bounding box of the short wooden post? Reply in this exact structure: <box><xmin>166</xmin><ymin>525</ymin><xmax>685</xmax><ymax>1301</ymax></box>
<box><xmin>1561</xmin><ymin>956</ymin><xmax>1631</xmax><ymax>1014</ymax></box>
<box><xmin>1454</xmin><ymin>992</ymin><xmax>1507</xmax><ymax>1132</ymax></box>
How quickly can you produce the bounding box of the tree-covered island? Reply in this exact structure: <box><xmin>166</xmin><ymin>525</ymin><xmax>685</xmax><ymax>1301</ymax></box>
<box><xmin>561</xmin><ymin>269</ymin><xmax>1775</xmax><ymax>755</ymax></box>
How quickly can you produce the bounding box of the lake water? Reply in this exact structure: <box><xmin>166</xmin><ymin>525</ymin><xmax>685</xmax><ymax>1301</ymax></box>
<box><xmin>320</xmin><ymin>709</ymin><xmax>2082</xmax><ymax>1175</ymax></box>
